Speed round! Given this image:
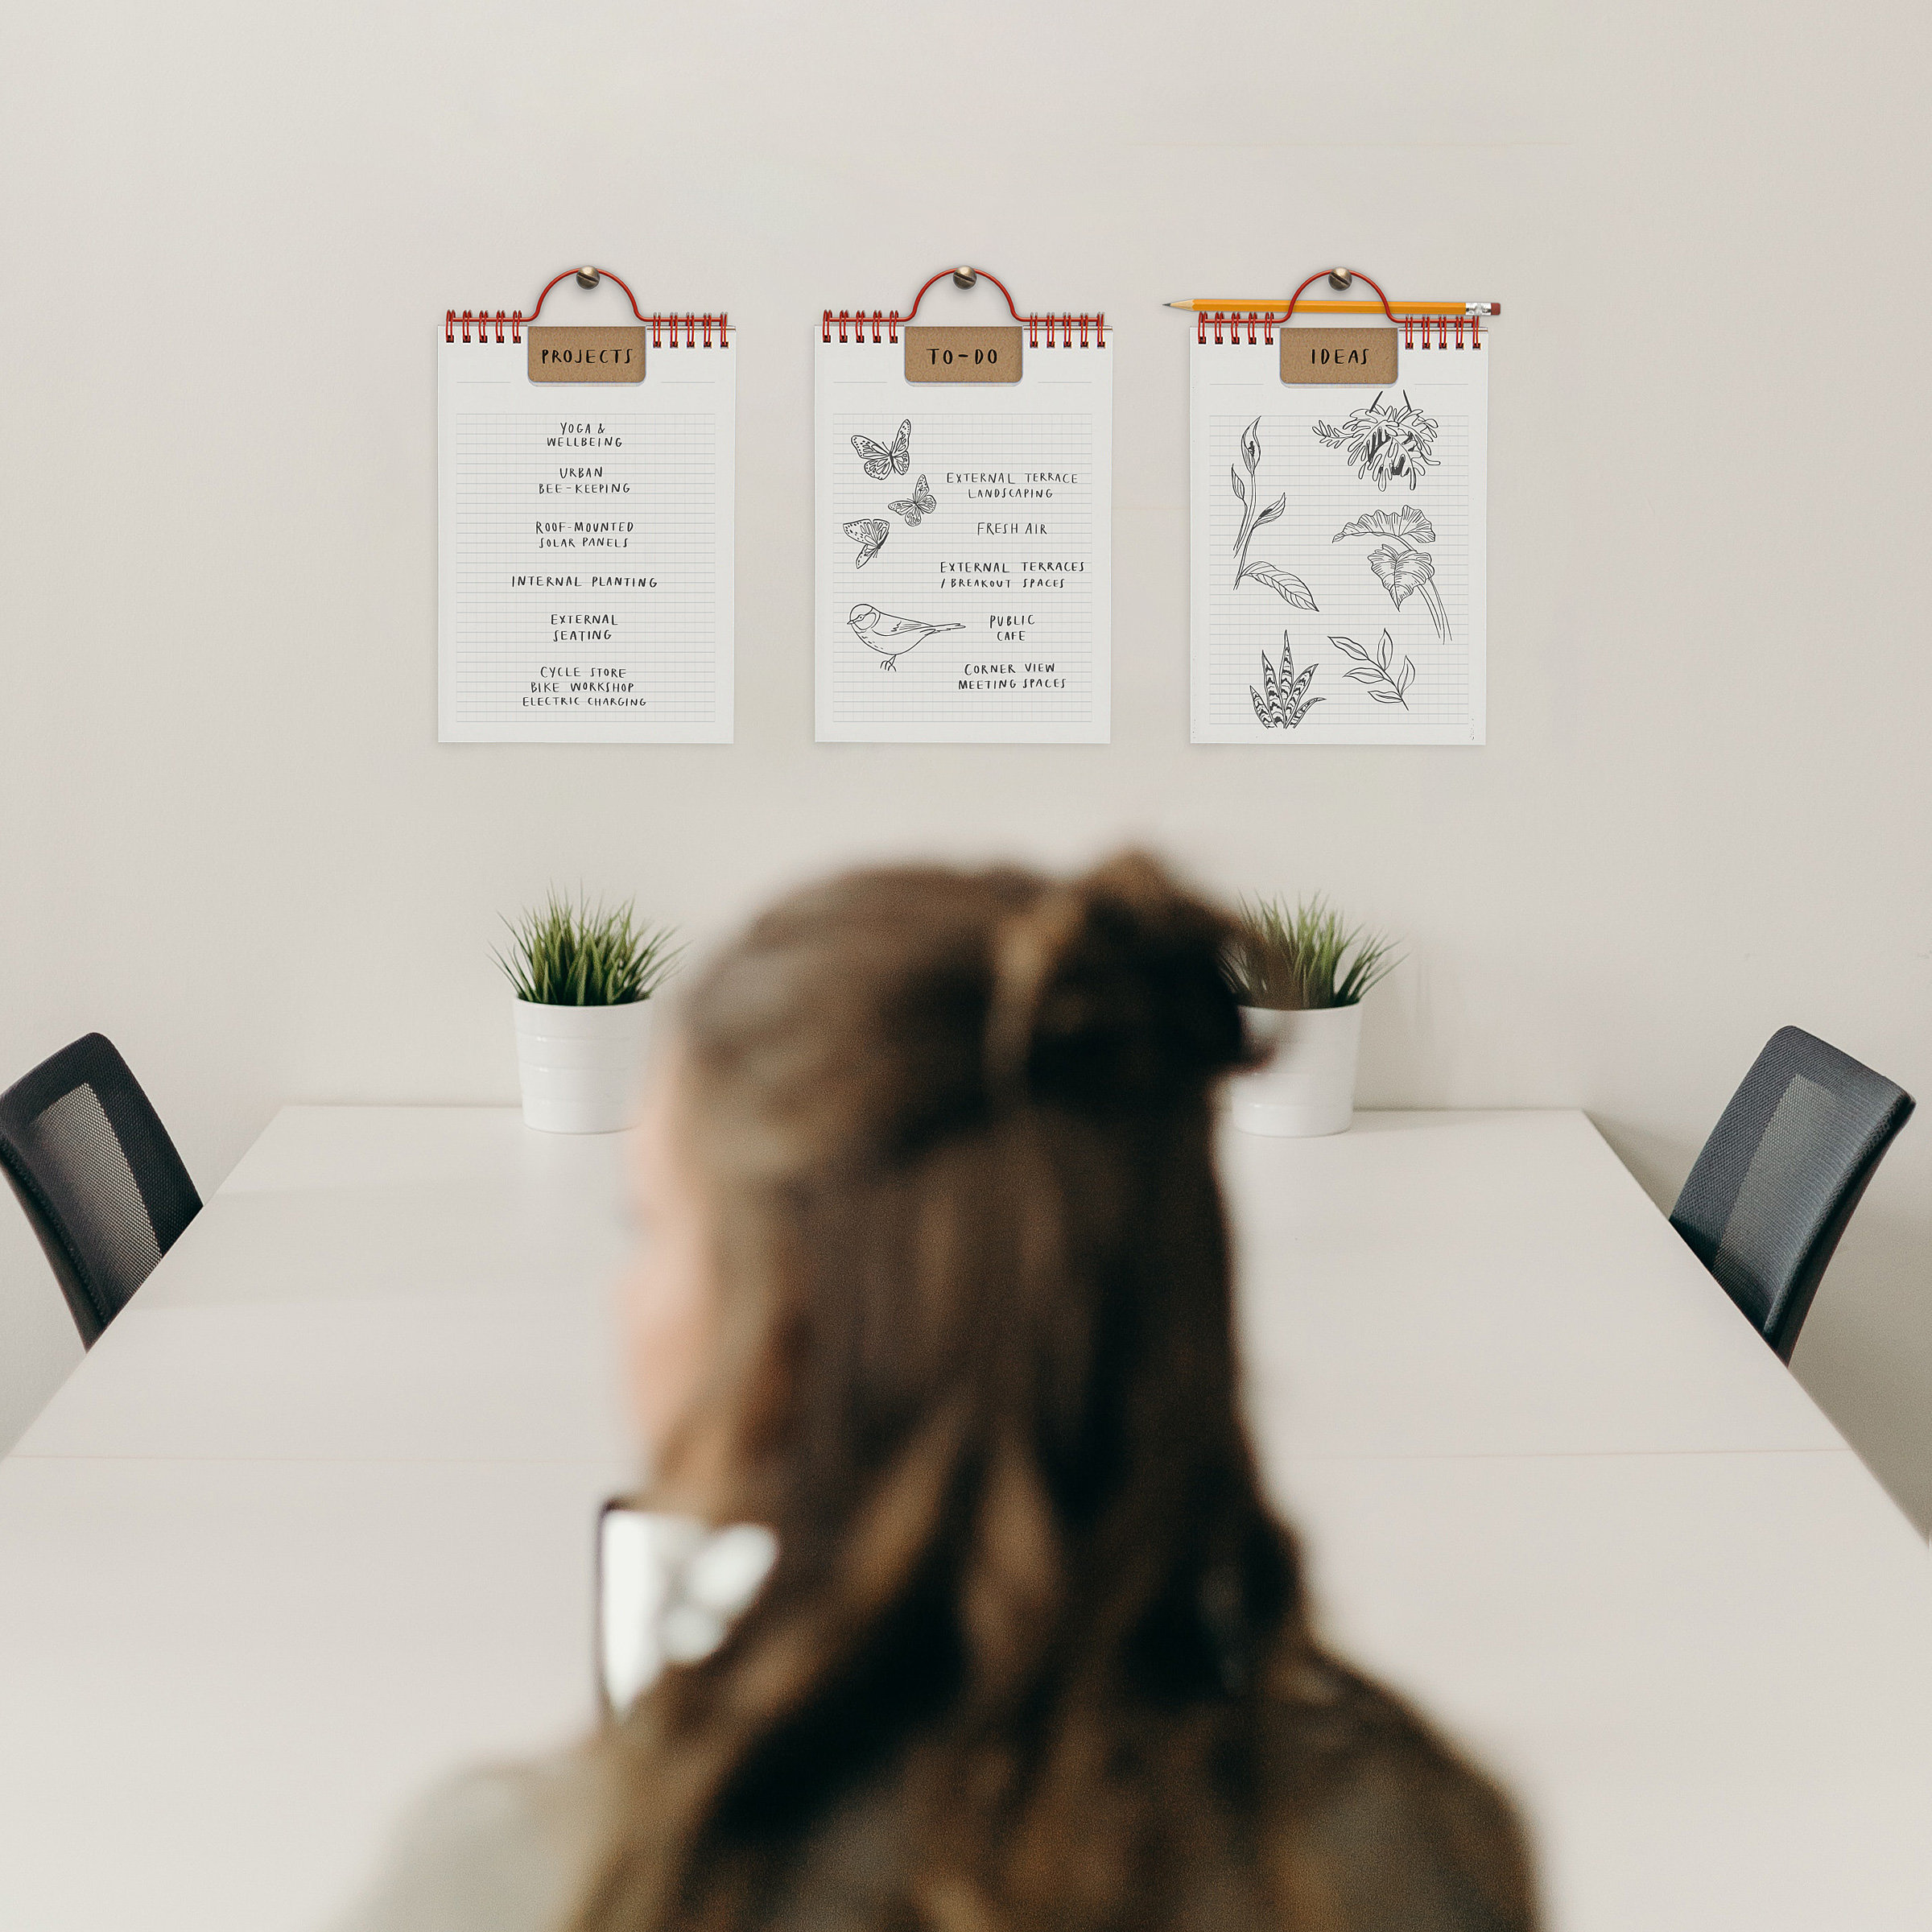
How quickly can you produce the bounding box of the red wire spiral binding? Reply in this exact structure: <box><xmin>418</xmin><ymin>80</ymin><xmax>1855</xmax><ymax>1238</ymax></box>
<box><xmin>448</xmin><ymin>304</ymin><xmax>729</xmax><ymax>348</ymax></box>
<box><xmin>1196</xmin><ymin>311</ymin><xmax>1272</xmax><ymax>347</ymax></box>
<box><xmin>448</xmin><ymin>308</ymin><xmax>728</xmax><ymax>346</ymax></box>
<box><xmin>822</xmin><ymin>267</ymin><xmax>1106</xmax><ymax>351</ymax></box>
<box><xmin>446</xmin><ymin>269</ymin><xmax>729</xmax><ymax>350</ymax></box>
<box><xmin>1199</xmin><ymin>296</ymin><xmax>1484</xmax><ymax>353</ymax></box>
<box><xmin>822</xmin><ymin>307</ymin><xmax>1108</xmax><ymax>349</ymax></box>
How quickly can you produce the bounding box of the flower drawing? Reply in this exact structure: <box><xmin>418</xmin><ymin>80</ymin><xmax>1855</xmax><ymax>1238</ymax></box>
<box><xmin>1251</xmin><ymin>634</ymin><xmax>1323</xmax><ymax>730</ymax></box>
<box><xmin>1311</xmin><ymin>393</ymin><xmax>1439</xmax><ymax>492</ymax></box>
<box><xmin>1229</xmin><ymin>419</ymin><xmax>1317</xmax><ymax>609</ymax></box>
<box><xmin>1332</xmin><ymin>505</ymin><xmax>1451</xmax><ymax>643</ymax></box>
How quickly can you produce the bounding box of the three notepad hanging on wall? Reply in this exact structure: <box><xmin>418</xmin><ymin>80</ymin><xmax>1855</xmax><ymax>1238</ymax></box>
<box><xmin>1188</xmin><ymin>275</ymin><xmax>1491</xmax><ymax>745</ymax></box>
<box><xmin>814</xmin><ymin>270</ymin><xmax>1113</xmax><ymax>744</ymax></box>
<box><xmin>435</xmin><ymin>265</ymin><xmax>1488</xmax><ymax>749</ymax></box>
<box><xmin>437</xmin><ymin>269</ymin><xmax>737</xmax><ymax>743</ymax></box>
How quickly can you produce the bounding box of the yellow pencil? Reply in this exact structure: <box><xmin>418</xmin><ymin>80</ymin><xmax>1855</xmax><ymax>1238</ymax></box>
<box><xmin>1166</xmin><ymin>299</ymin><xmax>1499</xmax><ymax>317</ymax></box>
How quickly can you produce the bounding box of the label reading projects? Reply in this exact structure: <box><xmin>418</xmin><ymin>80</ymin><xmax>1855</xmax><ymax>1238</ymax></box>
<box><xmin>437</xmin><ymin>329</ymin><xmax>735</xmax><ymax>743</ymax></box>
<box><xmin>1189</xmin><ymin>335</ymin><xmax>1487</xmax><ymax>745</ymax></box>
<box><xmin>814</xmin><ymin>333</ymin><xmax>1113</xmax><ymax>744</ymax></box>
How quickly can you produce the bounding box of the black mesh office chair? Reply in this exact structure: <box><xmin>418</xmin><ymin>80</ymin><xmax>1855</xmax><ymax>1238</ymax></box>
<box><xmin>0</xmin><ymin>1034</ymin><xmax>201</xmax><ymax>1347</ymax></box>
<box><xmin>1670</xmin><ymin>1027</ymin><xmax>1913</xmax><ymax>1362</ymax></box>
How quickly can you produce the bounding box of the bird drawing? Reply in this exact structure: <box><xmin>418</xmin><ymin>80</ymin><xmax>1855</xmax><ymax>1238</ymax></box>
<box><xmin>846</xmin><ymin>603</ymin><xmax>963</xmax><ymax>670</ymax></box>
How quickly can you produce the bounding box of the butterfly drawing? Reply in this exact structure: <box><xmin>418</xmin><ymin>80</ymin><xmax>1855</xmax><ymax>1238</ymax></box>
<box><xmin>852</xmin><ymin>419</ymin><xmax>911</xmax><ymax>479</ymax></box>
<box><xmin>844</xmin><ymin>517</ymin><xmax>889</xmax><ymax>568</ymax></box>
<box><xmin>888</xmin><ymin>474</ymin><xmax>936</xmax><ymax>526</ymax></box>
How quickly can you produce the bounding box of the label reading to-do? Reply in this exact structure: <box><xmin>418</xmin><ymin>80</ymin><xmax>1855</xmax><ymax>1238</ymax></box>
<box><xmin>1280</xmin><ymin>328</ymin><xmax>1398</xmax><ymax>385</ymax></box>
<box><xmin>528</xmin><ymin>326</ymin><xmax>648</xmax><ymax>384</ymax></box>
<box><xmin>905</xmin><ymin>326</ymin><xmax>1023</xmax><ymax>384</ymax></box>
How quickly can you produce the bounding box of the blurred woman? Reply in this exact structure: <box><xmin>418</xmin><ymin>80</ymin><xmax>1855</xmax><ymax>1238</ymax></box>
<box><xmin>336</xmin><ymin>853</ymin><xmax>1534</xmax><ymax>1932</ymax></box>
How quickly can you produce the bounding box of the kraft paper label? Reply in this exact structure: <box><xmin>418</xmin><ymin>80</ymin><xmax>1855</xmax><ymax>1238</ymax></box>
<box><xmin>904</xmin><ymin>325</ymin><xmax>1022</xmax><ymax>384</ymax></box>
<box><xmin>528</xmin><ymin>326</ymin><xmax>647</xmax><ymax>384</ymax></box>
<box><xmin>1280</xmin><ymin>327</ymin><xmax>1398</xmax><ymax>385</ymax></box>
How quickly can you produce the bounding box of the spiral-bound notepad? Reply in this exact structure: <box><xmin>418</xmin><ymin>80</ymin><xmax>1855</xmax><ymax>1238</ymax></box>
<box><xmin>815</xmin><ymin>272</ymin><xmax>1112</xmax><ymax>744</ymax></box>
<box><xmin>1189</xmin><ymin>287</ymin><xmax>1488</xmax><ymax>746</ymax></box>
<box><xmin>438</xmin><ymin>270</ymin><xmax>735</xmax><ymax>744</ymax></box>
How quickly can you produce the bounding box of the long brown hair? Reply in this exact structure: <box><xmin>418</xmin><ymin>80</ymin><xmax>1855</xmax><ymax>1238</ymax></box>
<box><xmin>572</xmin><ymin>853</ymin><xmax>1530</xmax><ymax>1932</ymax></box>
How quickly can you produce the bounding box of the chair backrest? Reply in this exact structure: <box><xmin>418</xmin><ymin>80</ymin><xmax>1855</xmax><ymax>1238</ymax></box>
<box><xmin>0</xmin><ymin>1034</ymin><xmax>201</xmax><ymax>1347</ymax></box>
<box><xmin>1670</xmin><ymin>1027</ymin><xmax>1913</xmax><ymax>1362</ymax></box>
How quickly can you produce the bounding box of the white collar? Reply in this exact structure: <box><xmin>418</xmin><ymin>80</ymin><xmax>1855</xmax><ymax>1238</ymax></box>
<box><xmin>600</xmin><ymin>1511</ymin><xmax>778</xmax><ymax>1712</ymax></box>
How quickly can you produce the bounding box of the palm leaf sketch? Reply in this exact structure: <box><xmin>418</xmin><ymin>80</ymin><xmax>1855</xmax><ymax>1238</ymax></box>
<box><xmin>1369</xmin><ymin>545</ymin><xmax>1436</xmax><ymax>609</ymax></box>
<box><xmin>1335</xmin><ymin>506</ymin><xmax>1435</xmax><ymax>544</ymax></box>
<box><xmin>1311</xmin><ymin>393</ymin><xmax>1439</xmax><ymax>492</ymax></box>
<box><xmin>1330</xmin><ymin>630</ymin><xmax>1415</xmax><ymax>708</ymax></box>
<box><xmin>1251</xmin><ymin>634</ymin><xmax>1323</xmax><ymax>730</ymax></box>
<box><xmin>1229</xmin><ymin>419</ymin><xmax>1316</xmax><ymax>609</ymax></box>
<box><xmin>1332</xmin><ymin>505</ymin><xmax>1451</xmax><ymax>642</ymax></box>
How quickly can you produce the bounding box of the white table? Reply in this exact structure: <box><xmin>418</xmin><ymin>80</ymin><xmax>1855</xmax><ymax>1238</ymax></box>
<box><xmin>2</xmin><ymin>1107</ymin><xmax>1928</xmax><ymax>1930</ymax></box>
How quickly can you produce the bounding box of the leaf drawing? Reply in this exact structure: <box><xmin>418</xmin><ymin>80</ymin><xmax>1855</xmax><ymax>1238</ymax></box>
<box><xmin>1244</xmin><ymin>561</ymin><xmax>1319</xmax><ymax>610</ymax></box>
<box><xmin>1228</xmin><ymin>419</ymin><xmax>1316</xmax><ymax>608</ymax></box>
<box><xmin>1332</xmin><ymin>507</ymin><xmax>1451</xmax><ymax>642</ymax></box>
<box><xmin>1368</xmin><ymin>545</ymin><xmax>1434</xmax><ymax>609</ymax></box>
<box><xmin>1311</xmin><ymin>392</ymin><xmax>1439</xmax><ymax>492</ymax></box>
<box><xmin>1251</xmin><ymin>634</ymin><xmax>1323</xmax><ymax>730</ymax></box>
<box><xmin>1330</xmin><ymin>631</ymin><xmax>1415</xmax><ymax>708</ymax></box>
<box><xmin>1334</xmin><ymin>506</ymin><xmax>1436</xmax><ymax>544</ymax></box>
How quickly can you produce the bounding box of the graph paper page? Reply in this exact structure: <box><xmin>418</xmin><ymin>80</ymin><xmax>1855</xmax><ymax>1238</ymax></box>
<box><xmin>438</xmin><ymin>335</ymin><xmax>734</xmax><ymax>743</ymax></box>
<box><xmin>1190</xmin><ymin>336</ymin><xmax>1485</xmax><ymax>745</ymax></box>
<box><xmin>814</xmin><ymin>336</ymin><xmax>1111</xmax><ymax>743</ymax></box>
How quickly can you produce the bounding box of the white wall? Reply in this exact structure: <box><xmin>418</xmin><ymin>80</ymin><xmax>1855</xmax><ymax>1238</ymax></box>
<box><xmin>4</xmin><ymin>2</ymin><xmax>1929</xmax><ymax>1517</ymax></box>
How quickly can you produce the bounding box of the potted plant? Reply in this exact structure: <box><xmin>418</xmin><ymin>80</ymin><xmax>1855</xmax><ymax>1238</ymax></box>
<box><xmin>495</xmin><ymin>892</ymin><xmax>680</xmax><ymax>1134</ymax></box>
<box><xmin>1224</xmin><ymin>896</ymin><xmax>1399</xmax><ymax>1137</ymax></box>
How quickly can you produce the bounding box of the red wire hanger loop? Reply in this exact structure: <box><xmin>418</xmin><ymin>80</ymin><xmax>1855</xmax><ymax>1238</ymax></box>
<box><xmin>902</xmin><ymin>266</ymin><xmax>1026</xmax><ymax>324</ymax></box>
<box><xmin>444</xmin><ymin>265</ymin><xmax>724</xmax><ymax>349</ymax></box>
<box><xmin>1280</xmin><ymin>266</ymin><xmax>1398</xmax><ymax>327</ymax></box>
<box><xmin>526</xmin><ymin>265</ymin><xmax>650</xmax><ymax>325</ymax></box>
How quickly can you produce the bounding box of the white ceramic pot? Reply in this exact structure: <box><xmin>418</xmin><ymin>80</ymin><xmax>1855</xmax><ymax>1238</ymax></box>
<box><xmin>1232</xmin><ymin>1003</ymin><xmax>1363</xmax><ymax>1137</ymax></box>
<box><xmin>511</xmin><ymin>997</ymin><xmax>654</xmax><ymax>1134</ymax></box>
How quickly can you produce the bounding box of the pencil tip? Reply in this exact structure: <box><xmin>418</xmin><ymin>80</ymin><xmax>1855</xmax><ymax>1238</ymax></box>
<box><xmin>1163</xmin><ymin>300</ymin><xmax>1187</xmax><ymax>309</ymax></box>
